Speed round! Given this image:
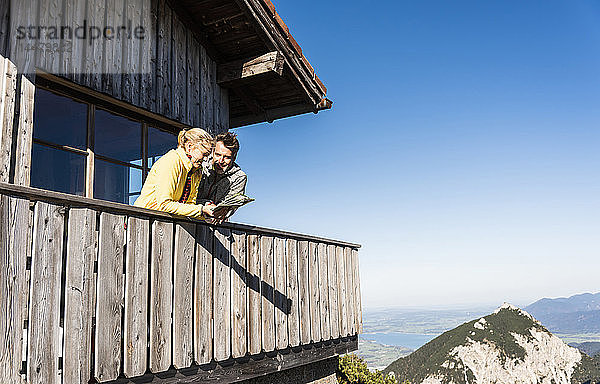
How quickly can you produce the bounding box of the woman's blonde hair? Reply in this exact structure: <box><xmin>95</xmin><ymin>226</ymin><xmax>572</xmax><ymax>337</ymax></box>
<box><xmin>178</xmin><ymin>128</ymin><xmax>214</xmax><ymax>152</ymax></box>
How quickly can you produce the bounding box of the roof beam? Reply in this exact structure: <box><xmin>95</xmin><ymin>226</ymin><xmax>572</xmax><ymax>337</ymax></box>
<box><xmin>217</xmin><ymin>51</ymin><xmax>284</xmax><ymax>87</ymax></box>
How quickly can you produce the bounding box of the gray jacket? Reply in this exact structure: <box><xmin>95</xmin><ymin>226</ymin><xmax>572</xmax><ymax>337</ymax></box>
<box><xmin>196</xmin><ymin>162</ymin><xmax>247</xmax><ymax>210</ymax></box>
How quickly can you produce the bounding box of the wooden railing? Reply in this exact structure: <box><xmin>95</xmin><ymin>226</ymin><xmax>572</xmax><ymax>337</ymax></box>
<box><xmin>0</xmin><ymin>182</ymin><xmax>362</xmax><ymax>384</ymax></box>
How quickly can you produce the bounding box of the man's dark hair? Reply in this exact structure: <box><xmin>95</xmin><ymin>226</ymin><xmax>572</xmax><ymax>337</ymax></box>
<box><xmin>215</xmin><ymin>132</ymin><xmax>240</xmax><ymax>159</ymax></box>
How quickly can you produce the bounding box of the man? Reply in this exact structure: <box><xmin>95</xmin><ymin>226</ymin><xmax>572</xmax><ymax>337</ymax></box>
<box><xmin>197</xmin><ymin>132</ymin><xmax>247</xmax><ymax>222</ymax></box>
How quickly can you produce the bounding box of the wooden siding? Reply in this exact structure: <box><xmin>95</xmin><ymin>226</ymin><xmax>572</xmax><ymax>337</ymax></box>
<box><xmin>6</xmin><ymin>0</ymin><xmax>228</xmax><ymax>133</ymax></box>
<box><xmin>0</xmin><ymin>183</ymin><xmax>362</xmax><ymax>383</ymax></box>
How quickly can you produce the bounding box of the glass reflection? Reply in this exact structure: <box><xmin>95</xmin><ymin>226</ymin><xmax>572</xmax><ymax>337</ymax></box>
<box><xmin>94</xmin><ymin>159</ymin><xmax>142</xmax><ymax>204</ymax></box>
<box><xmin>95</xmin><ymin>109</ymin><xmax>141</xmax><ymax>163</ymax></box>
<box><xmin>31</xmin><ymin>143</ymin><xmax>86</xmax><ymax>195</ymax></box>
<box><xmin>148</xmin><ymin>126</ymin><xmax>177</xmax><ymax>168</ymax></box>
<box><xmin>33</xmin><ymin>88</ymin><xmax>87</xmax><ymax>149</ymax></box>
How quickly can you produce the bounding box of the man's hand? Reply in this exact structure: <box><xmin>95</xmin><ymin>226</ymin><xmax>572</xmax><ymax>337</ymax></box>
<box><xmin>201</xmin><ymin>202</ymin><xmax>217</xmax><ymax>217</ymax></box>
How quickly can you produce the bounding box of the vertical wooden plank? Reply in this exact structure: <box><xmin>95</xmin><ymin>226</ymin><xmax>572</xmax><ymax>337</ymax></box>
<box><xmin>274</xmin><ymin>237</ymin><xmax>288</xmax><ymax>349</ymax></box>
<box><xmin>214</xmin><ymin>228</ymin><xmax>231</xmax><ymax>361</ymax></box>
<box><xmin>123</xmin><ymin>0</ymin><xmax>143</xmax><ymax>105</ymax></box>
<box><xmin>187</xmin><ymin>35</ymin><xmax>201</xmax><ymax>127</ymax></box>
<box><xmin>345</xmin><ymin>247</ymin><xmax>356</xmax><ymax>335</ymax></box>
<box><xmin>63</xmin><ymin>208</ymin><xmax>96</xmax><ymax>384</ymax></box>
<box><xmin>36</xmin><ymin>0</ymin><xmax>62</xmax><ymax>73</ymax></box>
<box><xmin>327</xmin><ymin>244</ymin><xmax>339</xmax><ymax>338</ymax></box>
<box><xmin>103</xmin><ymin>0</ymin><xmax>124</xmax><ymax>97</ymax></box>
<box><xmin>352</xmin><ymin>249</ymin><xmax>362</xmax><ymax>333</ymax></box>
<box><xmin>156</xmin><ymin>0</ymin><xmax>172</xmax><ymax>118</ymax></box>
<box><xmin>199</xmin><ymin>45</ymin><xmax>214</xmax><ymax>132</ymax></box>
<box><xmin>247</xmin><ymin>234</ymin><xmax>261</xmax><ymax>355</ymax></box>
<box><xmin>0</xmin><ymin>196</ymin><xmax>28</xmax><ymax>384</ymax></box>
<box><xmin>94</xmin><ymin>212</ymin><xmax>125</xmax><ymax>382</ymax></box>
<box><xmin>308</xmin><ymin>242</ymin><xmax>321</xmax><ymax>342</ymax></box>
<box><xmin>285</xmin><ymin>239</ymin><xmax>300</xmax><ymax>347</ymax></box>
<box><xmin>123</xmin><ymin>217</ymin><xmax>149</xmax><ymax>377</ymax></box>
<box><xmin>193</xmin><ymin>225</ymin><xmax>212</xmax><ymax>364</ymax></box>
<box><xmin>317</xmin><ymin>243</ymin><xmax>330</xmax><ymax>340</ymax></box>
<box><xmin>219</xmin><ymin>86</ymin><xmax>229</xmax><ymax>133</ymax></box>
<box><xmin>150</xmin><ymin>220</ymin><xmax>173</xmax><ymax>372</ymax></box>
<box><xmin>85</xmin><ymin>0</ymin><xmax>105</xmax><ymax>89</ymax></box>
<box><xmin>141</xmin><ymin>0</ymin><xmax>157</xmax><ymax>112</ymax></box>
<box><xmin>231</xmin><ymin>231</ymin><xmax>247</xmax><ymax>358</ymax></box>
<box><xmin>27</xmin><ymin>202</ymin><xmax>65</xmax><ymax>384</ymax></box>
<box><xmin>14</xmin><ymin>75</ymin><xmax>34</xmax><ymax>186</ymax></box>
<box><xmin>173</xmin><ymin>222</ymin><xmax>195</xmax><ymax>369</ymax></box>
<box><xmin>0</xmin><ymin>1</ymin><xmax>8</xmax><ymax>57</ymax></box>
<box><xmin>260</xmin><ymin>235</ymin><xmax>275</xmax><ymax>352</ymax></box>
<box><xmin>10</xmin><ymin>1</ymin><xmax>38</xmax><ymax>75</ymax></box>
<box><xmin>0</xmin><ymin>57</ymin><xmax>17</xmax><ymax>183</ymax></box>
<box><xmin>61</xmin><ymin>0</ymin><xmax>87</xmax><ymax>82</ymax></box>
<box><xmin>172</xmin><ymin>15</ymin><xmax>187</xmax><ymax>124</ymax></box>
<box><xmin>297</xmin><ymin>240</ymin><xmax>310</xmax><ymax>345</ymax></box>
<box><xmin>336</xmin><ymin>245</ymin><xmax>348</xmax><ymax>337</ymax></box>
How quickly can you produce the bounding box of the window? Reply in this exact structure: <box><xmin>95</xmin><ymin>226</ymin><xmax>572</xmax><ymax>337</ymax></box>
<box><xmin>31</xmin><ymin>81</ymin><xmax>179</xmax><ymax>205</ymax></box>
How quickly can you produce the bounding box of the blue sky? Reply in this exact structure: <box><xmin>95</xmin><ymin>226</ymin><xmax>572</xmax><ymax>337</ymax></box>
<box><xmin>231</xmin><ymin>1</ymin><xmax>600</xmax><ymax>308</ymax></box>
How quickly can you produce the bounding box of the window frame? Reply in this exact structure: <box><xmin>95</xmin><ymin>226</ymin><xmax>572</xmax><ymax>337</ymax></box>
<box><xmin>33</xmin><ymin>77</ymin><xmax>182</xmax><ymax>203</ymax></box>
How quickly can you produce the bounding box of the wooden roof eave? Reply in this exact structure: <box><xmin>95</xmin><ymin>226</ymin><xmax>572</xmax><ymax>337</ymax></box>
<box><xmin>233</xmin><ymin>0</ymin><xmax>328</xmax><ymax>109</ymax></box>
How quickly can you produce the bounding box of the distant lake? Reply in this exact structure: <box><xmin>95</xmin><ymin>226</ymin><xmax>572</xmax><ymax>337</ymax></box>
<box><xmin>361</xmin><ymin>332</ymin><xmax>437</xmax><ymax>350</ymax></box>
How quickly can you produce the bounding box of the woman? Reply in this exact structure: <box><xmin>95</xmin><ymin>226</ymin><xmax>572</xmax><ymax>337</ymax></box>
<box><xmin>134</xmin><ymin>128</ymin><xmax>216</xmax><ymax>219</ymax></box>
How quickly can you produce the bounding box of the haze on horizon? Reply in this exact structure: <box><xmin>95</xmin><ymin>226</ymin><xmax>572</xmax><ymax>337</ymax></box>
<box><xmin>232</xmin><ymin>1</ymin><xmax>600</xmax><ymax>309</ymax></box>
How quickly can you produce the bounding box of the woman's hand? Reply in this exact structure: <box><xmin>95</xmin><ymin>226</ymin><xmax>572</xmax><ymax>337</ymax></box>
<box><xmin>201</xmin><ymin>202</ymin><xmax>217</xmax><ymax>217</ymax></box>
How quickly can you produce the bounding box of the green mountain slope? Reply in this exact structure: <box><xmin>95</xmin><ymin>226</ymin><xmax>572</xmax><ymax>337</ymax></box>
<box><xmin>383</xmin><ymin>303</ymin><xmax>600</xmax><ymax>384</ymax></box>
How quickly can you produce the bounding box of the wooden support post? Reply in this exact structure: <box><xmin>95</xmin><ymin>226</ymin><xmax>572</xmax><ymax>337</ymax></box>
<box><xmin>14</xmin><ymin>75</ymin><xmax>35</xmax><ymax>186</ymax></box>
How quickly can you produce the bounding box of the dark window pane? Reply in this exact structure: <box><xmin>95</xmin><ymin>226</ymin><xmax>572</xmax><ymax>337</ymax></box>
<box><xmin>94</xmin><ymin>159</ymin><xmax>142</xmax><ymax>204</ymax></box>
<box><xmin>148</xmin><ymin>126</ymin><xmax>177</xmax><ymax>168</ymax></box>
<box><xmin>95</xmin><ymin>109</ymin><xmax>141</xmax><ymax>163</ymax></box>
<box><xmin>31</xmin><ymin>143</ymin><xmax>86</xmax><ymax>195</ymax></box>
<box><xmin>94</xmin><ymin>160</ymin><xmax>142</xmax><ymax>204</ymax></box>
<box><xmin>33</xmin><ymin>88</ymin><xmax>87</xmax><ymax>149</ymax></box>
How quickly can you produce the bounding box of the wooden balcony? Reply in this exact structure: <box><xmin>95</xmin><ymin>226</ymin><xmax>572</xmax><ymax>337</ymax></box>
<box><xmin>0</xmin><ymin>182</ymin><xmax>362</xmax><ymax>384</ymax></box>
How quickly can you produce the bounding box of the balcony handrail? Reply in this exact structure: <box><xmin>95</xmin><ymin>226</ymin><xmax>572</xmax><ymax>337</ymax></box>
<box><xmin>0</xmin><ymin>181</ymin><xmax>361</xmax><ymax>248</ymax></box>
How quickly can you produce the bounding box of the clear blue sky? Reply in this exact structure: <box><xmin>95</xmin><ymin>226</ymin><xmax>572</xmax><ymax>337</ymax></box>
<box><xmin>231</xmin><ymin>1</ymin><xmax>600</xmax><ymax>308</ymax></box>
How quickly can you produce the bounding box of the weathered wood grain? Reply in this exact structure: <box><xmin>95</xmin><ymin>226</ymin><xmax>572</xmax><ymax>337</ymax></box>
<box><xmin>123</xmin><ymin>217</ymin><xmax>150</xmax><ymax>377</ymax></box>
<box><xmin>14</xmin><ymin>75</ymin><xmax>34</xmax><ymax>186</ymax></box>
<box><xmin>173</xmin><ymin>222</ymin><xmax>195</xmax><ymax>368</ymax></box>
<box><xmin>214</xmin><ymin>228</ymin><xmax>231</xmax><ymax>361</ymax></box>
<box><xmin>247</xmin><ymin>234</ymin><xmax>261</xmax><ymax>354</ymax></box>
<box><xmin>317</xmin><ymin>243</ymin><xmax>331</xmax><ymax>340</ymax></box>
<box><xmin>327</xmin><ymin>244</ymin><xmax>339</xmax><ymax>338</ymax></box>
<box><xmin>297</xmin><ymin>240</ymin><xmax>310</xmax><ymax>344</ymax></box>
<box><xmin>0</xmin><ymin>57</ymin><xmax>17</xmax><ymax>183</ymax></box>
<box><xmin>261</xmin><ymin>235</ymin><xmax>275</xmax><ymax>352</ymax></box>
<box><xmin>95</xmin><ymin>212</ymin><xmax>125</xmax><ymax>382</ymax></box>
<box><xmin>103</xmin><ymin>0</ymin><xmax>124</xmax><ymax>97</ymax></box>
<box><xmin>352</xmin><ymin>248</ymin><xmax>362</xmax><ymax>333</ymax></box>
<box><xmin>10</xmin><ymin>1</ymin><xmax>38</xmax><ymax>75</ymax></box>
<box><xmin>172</xmin><ymin>15</ymin><xmax>187</xmax><ymax>123</ymax></box>
<box><xmin>61</xmin><ymin>0</ymin><xmax>87</xmax><ymax>82</ymax></box>
<box><xmin>28</xmin><ymin>202</ymin><xmax>65</xmax><ymax>384</ymax></box>
<box><xmin>63</xmin><ymin>208</ymin><xmax>96</xmax><ymax>384</ymax></box>
<box><xmin>36</xmin><ymin>0</ymin><xmax>62</xmax><ymax>74</ymax></box>
<box><xmin>0</xmin><ymin>195</ymin><xmax>28</xmax><ymax>384</ymax></box>
<box><xmin>274</xmin><ymin>237</ymin><xmax>288</xmax><ymax>349</ymax></box>
<box><xmin>156</xmin><ymin>0</ymin><xmax>172</xmax><ymax>118</ymax></box>
<box><xmin>141</xmin><ymin>0</ymin><xmax>158</xmax><ymax>112</ymax></box>
<box><xmin>194</xmin><ymin>225</ymin><xmax>213</xmax><ymax>364</ymax></box>
<box><xmin>218</xmin><ymin>86</ymin><xmax>229</xmax><ymax>134</ymax></box>
<box><xmin>84</xmin><ymin>0</ymin><xmax>105</xmax><ymax>89</ymax></box>
<box><xmin>0</xmin><ymin>1</ymin><xmax>8</xmax><ymax>57</ymax></box>
<box><xmin>231</xmin><ymin>231</ymin><xmax>247</xmax><ymax>358</ymax></box>
<box><xmin>217</xmin><ymin>51</ymin><xmax>285</xmax><ymax>86</ymax></box>
<box><xmin>123</xmin><ymin>0</ymin><xmax>143</xmax><ymax>105</ymax></box>
<box><xmin>150</xmin><ymin>220</ymin><xmax>173</xmax><ymax>372</ymax></box>
<box><xmin>199</xmin><ymin>45</ymin><xmax>214</xmax><ymax>132</ymax></box>
<box><xmin>345</xmin><ymin>247</ymin><xmax>356</xmax><ymax>335</ymax></box>
<box><xmin>285</xmin><ymin>238</ymin><xmax>300</xmax><ymax>347</ymax></box>
<box><xmin>336</xmin><ymin>245</ymin><xmax>348</xmax><ymax>337</ymax></box>
<box><xmin>187</xmin><ymin>35</ymin><xmax>201</xmax><ymax>127</ymax></box>
<box><xmin>308</xmin><ymin>242</ymin><xmax>321</xmax><ymax>342</ymax></box>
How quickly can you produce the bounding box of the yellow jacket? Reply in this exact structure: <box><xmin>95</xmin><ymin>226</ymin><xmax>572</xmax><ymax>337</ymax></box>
<box><xmin>134</xmin><ymin>147</ymin><xmax>205</xmax><ymax>219</ymax></box>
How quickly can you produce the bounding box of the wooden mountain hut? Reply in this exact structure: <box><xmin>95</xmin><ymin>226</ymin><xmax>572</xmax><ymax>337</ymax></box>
<box><xmin>0</xmin><ymin>0</ymin><xmax>361</xmax><ymax>383</ymax></box>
